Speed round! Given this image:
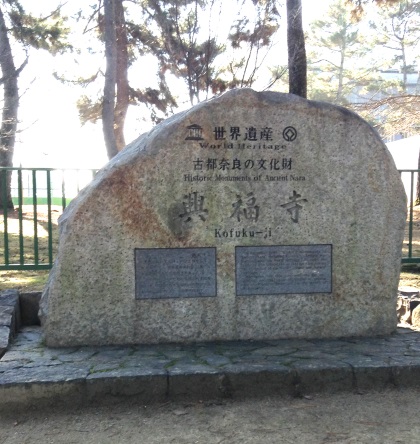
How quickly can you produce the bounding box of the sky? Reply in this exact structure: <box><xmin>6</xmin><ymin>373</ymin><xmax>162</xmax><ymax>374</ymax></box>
<box><xmin>11</xmin><ymin>0</ymin><xmax>341</xmax><ymax>169</ymax></box>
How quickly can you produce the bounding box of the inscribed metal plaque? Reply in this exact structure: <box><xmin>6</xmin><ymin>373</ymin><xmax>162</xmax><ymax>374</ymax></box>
<box><xmin>135</xmin><ymin>248</ymin><xmax>217</xmax><ymax>299</ymax></box>
<box><xmin>235</xmin><ymin>245</ymin><xmax>332</xmax><ymax>296</ymax></box>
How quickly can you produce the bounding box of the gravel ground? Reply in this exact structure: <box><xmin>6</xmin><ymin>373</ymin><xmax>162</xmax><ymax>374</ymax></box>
<box><xmin>1</xmin><ymin>388</ymin><xmax>420</xmax><ymax>443</ymax></box>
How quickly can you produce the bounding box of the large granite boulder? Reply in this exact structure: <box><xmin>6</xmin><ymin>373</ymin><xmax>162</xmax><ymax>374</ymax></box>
<box><xmin>40</xmin><ymin>89</ymin><xmax>407</xmax><ymax>346</ymax></box>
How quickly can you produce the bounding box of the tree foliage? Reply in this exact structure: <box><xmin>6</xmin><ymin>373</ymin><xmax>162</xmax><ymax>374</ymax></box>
<box><xmin>370</xmin><ymin>0</ymin><xmax>420</xmax><ymax>88</ymax></box>
<box><xmin>69</xmin><ymin>0</ymin><xmax>281</xmax><ymax>158</ymax></box>
<box><xmin>350</xmin><ymin>1</ymin><xmax>420</xmax><ymax>139</ymax></box>
<box><xmin>134</xmin><ymin>0</ymin><xmax>224</xmax><ymax>106</ymax></box>
<box><xmin>306</xmin><ymin>0</ymin><xmax>376</xmax><ymax>105</ymax></box>
<box><xmin>132</xmin><ymin>0</ymin><xmax>280</xmax><ymax>105</ymax></box>
<box><xmin>346</xmin><ymin>0</ymin><xmax>402</xmax><ymax>19</ymax></box>
<box><xmin>225</xmin><ymin>0</ymin><xmax>280</xmax><ymax>90</ymax></box>
<box><xmin>352</xmin><ymin>94</ymin><xmax>420</xmax><ymax>139</ymax></box>
<box><xmin>298</xmin><ymin>0</ymin><xmax>419</xmax><ymax>143</ymax></box>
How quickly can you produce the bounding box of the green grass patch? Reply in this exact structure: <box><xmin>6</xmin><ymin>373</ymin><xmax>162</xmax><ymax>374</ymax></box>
<box><xmin>12</xmin><ymin>197</ymin><xmax>71</xmax><ymax>207</ymax></box>
<box><xmin>0</xmin><ymin>269</ymin><xmax>50</xmax><ymax>292</ymax></box>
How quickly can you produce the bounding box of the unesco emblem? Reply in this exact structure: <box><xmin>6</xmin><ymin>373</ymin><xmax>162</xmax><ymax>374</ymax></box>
<box><xmin>185</xmin><ymin>124</ymin><xmax>204</xmax><ymax>141</ymax></box>
<box><xmin>283</xmin><ymin>126</ymin><xmax>297</xmax><ymax>142</ymax></box>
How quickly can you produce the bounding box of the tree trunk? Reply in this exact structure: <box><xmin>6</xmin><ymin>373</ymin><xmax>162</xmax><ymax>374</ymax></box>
<box><xmin>114</xmin><ymin>0</ymin><xmax>129</xmax><ymax>152</ymax></box>
<box><xmin>286</xmin><ymin>0</ymin><xmax>307</xmax><ymax>98</ymax></box>
<box><xmin>416</xmin><ymin>150</ymin><xmax>420</xmax><ymax>206</ymax></box>
<box><xmin>0</xmin><ymin>6</ymin><xmax>18</xmax><ymax>209</ymax></box>
<box><xmin>102</xmin><ymin>0</ymin><xmax>119</xmax><ymax>159</ymax></box>
<box><xmin>102</xmin><ymin>0</ymin><xmax>129</xmax><ymax>158</ymax></box>
<box><xmin>336</xmin><ymin>46</ymin><xmax>346</xmax><ymax>104</ymax></box>
<box><xmin>401</xmin><ymin>40</ymin><xmax>407</xmax><ymax>91</ymax></box>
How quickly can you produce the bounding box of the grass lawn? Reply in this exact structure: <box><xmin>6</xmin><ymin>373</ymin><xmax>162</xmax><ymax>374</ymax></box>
<box><xmin>0</xmin><ymin>269</ymin><xmax>51</xmax><ymax>292</ymax></box>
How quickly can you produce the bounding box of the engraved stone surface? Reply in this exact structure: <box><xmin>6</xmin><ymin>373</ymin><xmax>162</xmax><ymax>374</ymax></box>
<box><xmin>135</xmin><ymin>248</ymin><xmax>216</xmax><ymax>299</ymax></box>
<box><xmin>40</xmin><ymin>89</ymin><xmax>407</xmax><ymax>346</ymax></box>
<box><xmin>236</xmin><ymin>245</ymin><xmax>332</xmax><ymax>296</ymax></box>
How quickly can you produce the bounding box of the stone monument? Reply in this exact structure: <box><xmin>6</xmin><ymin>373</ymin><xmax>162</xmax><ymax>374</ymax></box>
<box><xmin>40</xmin><ymin>89</ymin><xmax>407</xmax><ymax>346</ymax></box>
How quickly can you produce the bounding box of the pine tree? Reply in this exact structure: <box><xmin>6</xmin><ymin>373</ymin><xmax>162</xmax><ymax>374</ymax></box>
<box><xmin>68</xmin><ymin>0</ymin><xmax>280</xmax><ymax>159</ymax></box>
<box><xmin>306</xmin><ymin>0</ymin><xmax>377</xmax><ymax>105</ymax></box>
<box><xmin>0</xmin><ymin>1</ymin><xmax>69</xmax><ymax>209</ymax></box>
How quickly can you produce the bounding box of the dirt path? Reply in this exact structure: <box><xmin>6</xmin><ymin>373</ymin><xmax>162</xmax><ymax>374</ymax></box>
<box><xmin>1</xmin><ymin>388</ymin><xmax>419</xmax><ymax>443</ymax></box>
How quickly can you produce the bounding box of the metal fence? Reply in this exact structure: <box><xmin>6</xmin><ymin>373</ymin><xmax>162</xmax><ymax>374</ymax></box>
<box><xmin>0</xmin><ymin>167</ymin><xmax>97</xmax><ymax>270</ymax></box>
<box><xmin>0</xmin><ymin>167</ymin><xmax>418</xmax><ymax>270</ymax></box>
<box><xmin>399</xmin><ymin>170</ymin><xmax>419</xmax><ymax>264</ymax></box>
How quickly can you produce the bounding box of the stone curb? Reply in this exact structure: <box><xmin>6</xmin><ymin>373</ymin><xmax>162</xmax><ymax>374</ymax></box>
<box><xmin>2</xmin><ymin>326</ymin><xmax>420</xmax><ymax>409</ymax></box>
<box><xmin>0</xmin><ymin>290</ymin><xmax>41</xmax><ymax>359</ymax></box>
<box><xmin>0</xmin><ymin>290</ymin><xmax>21</xmax><ymax>356</ymax></box>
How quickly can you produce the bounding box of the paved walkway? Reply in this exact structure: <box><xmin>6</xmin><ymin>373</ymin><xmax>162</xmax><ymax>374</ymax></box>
<box><xmin>1</xmin><ymin>326</ymin><xmax>420</xmax><ymax>409</ymax></box>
